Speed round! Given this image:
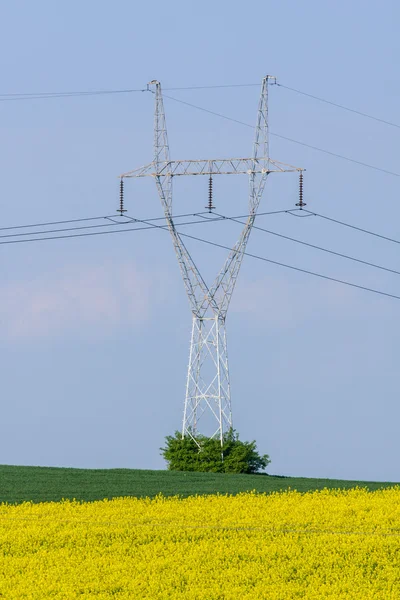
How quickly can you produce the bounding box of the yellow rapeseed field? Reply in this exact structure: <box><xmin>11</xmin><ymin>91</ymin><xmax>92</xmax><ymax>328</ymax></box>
<box><xmin>1</xmin><ymin>488</ymin><xmax>400</xmax><ymax>599</ymax></box>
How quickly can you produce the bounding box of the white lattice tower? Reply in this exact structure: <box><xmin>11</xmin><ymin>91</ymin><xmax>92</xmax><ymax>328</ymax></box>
<box><xmin>121</xmin><ymin>76</ymin><xmax>303</xmax><ymax>445</ymax></box>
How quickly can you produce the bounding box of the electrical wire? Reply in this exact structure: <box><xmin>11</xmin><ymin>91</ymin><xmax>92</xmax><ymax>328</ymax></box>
<box><xmin>269</xmin><ymin>133</ymin><xmax>400</xmax><ymax>177</ymax></box>
<box><xmin>107</xmin><ymin>214</ymin><xmax>400</xmax><ymax>303</ymax></box>
<box><xmin>0</xmin><ymin>214</ymin><xmax>119</xmax><ymax>232</ymax></box>
<box><xmin>161</xmin><ymin>93</ymin><xmax>400</xmax><ymax>178</ymax></box>
<box><xmin>1</xmin><ymin>79</ymin><xmax>397</xmax><ymax>135</ymax></box>
<box><xmin>214</xmin><ymin>213</ymin><xmax>400</xmax><ymax>277</ymax></box>
<box><xmin>0</xmin><ymin>209</ymin><xmax>299</xmax><ymax>244</ymax></box>
<box><xmin>0</xmin><ymin>89</ymin><xmax>148</xmax><ymax>102</ymax></box>
<box><xmin>305</xmin><ymin>210</ymin><xmax>400</xmax><ymax>246</ymax></box>
<box><xmin>0</xmin><ymin>83</ymin><xmax>262</xmax><ymax>101</ymax></box>
<box><xmin>4</xmin><ymin>205</ymin><xmax>400</xmax><ymax>256</ymax></box>
<box><xmin>0</xmin><ymin>211</ymin><xmax>216</xmax><ymax>233</ymax></box>
<box><xmin>164</xmin><ymin>83</ymin><xmax>260</xmax><ymax>91</ymax></box>
<box><xmin>2</xmin><ymin>78</ymin><xmax>399</xmax><ymax>142</ymax></box>
<box><xmin>2</xmin><ymin>82</ymin><xmax>398</xmax><ymax>177</ymax></box>
<box><xmin>12</xmin><ymin>206</ymin><xmax>400</xmax><ymax>283</ymax></box>
<box><xmin>0</xmin><ymin>208</ymin><xmax>293</xmax><ymax>239</ymax></box>
<box><xmin>0</xmin><ymin>209</ymin><xmax>399</xmax><ymax>301</ymax></box>
<box><xmin>0</xmin><ymin>215</ymin><xmax>221</xmax><ymax>245</ymax></box>
<box><xmin>160</xmin><ymin>92</ymin><xmax>255</xmax><ymax>128</ymax></box>
<box><xmin>173</xmin><ymin>229</ymin><xmax>400</xmax><ymax>302</ymax></box>
<box><xmin>277</xmin><ymin>83</ymin><xmax>400</xmax><ymax>130</ymax></box>
<box><xmin>0</xmin><ymin>217</ymin><xmax>148</xmax><ymax>240</ymax></box>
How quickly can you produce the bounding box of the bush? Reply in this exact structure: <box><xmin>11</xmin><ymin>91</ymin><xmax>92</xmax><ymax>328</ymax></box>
<box><xmin>161</xmin><ymin>429</ymin><xmax>270</xmax><ymax>474</ymax></box>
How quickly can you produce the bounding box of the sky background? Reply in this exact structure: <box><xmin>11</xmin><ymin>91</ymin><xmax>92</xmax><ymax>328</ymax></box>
<box><xmin>0</xmin><ymin>0</ymin><xmax>399</xmax><ymax>481</ymax></box>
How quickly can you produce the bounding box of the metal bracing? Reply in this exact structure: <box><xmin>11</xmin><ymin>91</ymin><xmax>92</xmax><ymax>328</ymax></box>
<box><xmin>120</xmin><ymin>157</ymin><xmax>301</xmax><ymax>179</ymax></box>
<box><xmin>121</xmin><ymin>76</ymin><xmax>303</xmax><ymax>445</ymax></box>
<box><xmin>183</xmin><ymin>315</ymin><xmax>231</xmax><ymax>445</ymax></box>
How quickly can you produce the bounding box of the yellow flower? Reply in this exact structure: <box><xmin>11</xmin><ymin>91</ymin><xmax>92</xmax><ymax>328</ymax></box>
<box><xmin>0</xmin><ymin>488</ymin><xmax>400</xmax><ymax>598</ymax></box>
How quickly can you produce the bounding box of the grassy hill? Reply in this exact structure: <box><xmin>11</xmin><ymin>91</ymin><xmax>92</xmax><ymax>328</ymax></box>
<box><xmin>0</xmin><ymin>465</ymin><xmax>397</xmax><ymax>504</ymax></box>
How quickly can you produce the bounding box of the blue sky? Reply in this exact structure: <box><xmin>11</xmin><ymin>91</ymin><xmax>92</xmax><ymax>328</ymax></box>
<box><xmin>0</xmin><ymin>0</ymin><xmax>399</xmax><ymax>481</ymax></box>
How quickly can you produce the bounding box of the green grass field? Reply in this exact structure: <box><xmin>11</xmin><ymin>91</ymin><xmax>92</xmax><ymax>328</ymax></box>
<box><xmin>0</xmin><ymin>465</ymin><xmax>397</xmax><ymax>504</ymax></box>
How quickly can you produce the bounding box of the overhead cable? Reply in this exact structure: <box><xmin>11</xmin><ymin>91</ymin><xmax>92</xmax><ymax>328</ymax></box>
<box><xmin>1</xmin><ymin>83</ymin><xmax>398</xmax><ymax>177</ymax></box>
<box><xmin>2</xmin><ymin>79</ymin><xmax>398</xmax><ymax>135</ymax></box>
<box><xmin>161</xmin><ymin>93</ymin><xmax>400</xmax><ymax>178</ymax></box>
<box><xmin>0</xmin><ymin>214</ymin><xmax>118</xmax><ymax>232</ymax></box>
<box><xmin>2</xmin><ymin>78</ymin><xmax>399</xmax><ymax>137</ymax></box>
<box><xmin>0</xmin><ymin>209</ymin><xmax>398</xmax><ymax>302</ymax></box>
<box><xmin>0</xmin><ymin>83</ymin><xmax>262</xmax><ymax>101</ymax></box>
<box><xmin>0</xmin><ymin>89</ymin><xmax>147</xmax><ymax>102</ymax></box>
<box><xmin>306</xmin><ymin>210</ymin><xmax>400</xmax><ymax>246</ymax></box>
<box><xmin>215</xmin><ymin>213</ymin><xmax>400</xmax><ymax>277</ymax></box>
<box><xmin>0</xmin><ymin>214</ymin><xmax>224</xmax><ymax>245</ymax></box>
<box><xmin>0</xmin><ymin>208</ymin><xmax>292</xmax><ymax>239</ymax></box>
<box><xmin>123</xmin><ymin>215</ymin><xmax>400</xmax><ymax>303</ymax></box>
<box><xmin>277</xmin><ymin>83</ymin><xmax>400</xmax><ymax>130</ymax></box>
<box><xmin>175</xmin><ymin>228</ymin><xmax>400</xmax><ymax>302</ymax></box>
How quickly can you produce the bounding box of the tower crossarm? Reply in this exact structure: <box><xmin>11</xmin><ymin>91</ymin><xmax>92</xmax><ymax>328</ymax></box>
<box><xmin>120</xmin><ymin>157</ymin><xmax>300</xmax><ymax>179</ymax></box>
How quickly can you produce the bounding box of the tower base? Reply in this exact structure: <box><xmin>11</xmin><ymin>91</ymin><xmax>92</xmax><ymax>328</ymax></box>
<box><xmin>183</xmin><ymin>314</ymin><xmax>232</xmax><ymax>445</ymax></box>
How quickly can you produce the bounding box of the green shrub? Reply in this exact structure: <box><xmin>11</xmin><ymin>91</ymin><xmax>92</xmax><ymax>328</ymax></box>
<box><xmin>161</xmin><ymin>429</ymin><xmax>270</xmax><ymax>474</ymax></box>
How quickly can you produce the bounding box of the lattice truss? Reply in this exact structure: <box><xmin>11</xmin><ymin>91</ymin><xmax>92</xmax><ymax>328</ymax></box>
<box><xmin>120</xmin><ymin>76</ymin><xmax>303</xmax><ymax>445</ymax></box>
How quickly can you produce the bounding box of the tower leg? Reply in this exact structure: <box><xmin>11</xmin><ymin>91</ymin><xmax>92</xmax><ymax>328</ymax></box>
<box><xmin>183</xmin><ymin>314</ymin><xmax>232</xmax><ymax>444</ymax></box>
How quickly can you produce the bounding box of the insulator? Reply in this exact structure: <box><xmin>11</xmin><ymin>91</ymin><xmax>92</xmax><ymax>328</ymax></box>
<box><xmin>118</xmin><ymin>178</ymin><xmax>127</xmax><ymax>215</ymax></box>
<box><xmin>295</xmin><ymin>171</ymin><xmax>306</xmax><ymax>209</ymax></box>
<box><xmin>206</xmin><ymin>175</ymin><xmax>215</xmax><ymax>212</ymax></box>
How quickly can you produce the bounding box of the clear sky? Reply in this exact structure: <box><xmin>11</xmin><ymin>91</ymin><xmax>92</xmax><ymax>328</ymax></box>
<box><xmin>0</xmin><ymin>0</ymin><xmax>399</xmax><ymax>481</ymax></box>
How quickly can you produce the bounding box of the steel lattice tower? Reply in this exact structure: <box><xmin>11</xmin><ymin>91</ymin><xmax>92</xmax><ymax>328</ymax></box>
<box><xmin>121</xmin><ymin>76</ymin><xmax>303</xmax><ymax>445</ymax></box>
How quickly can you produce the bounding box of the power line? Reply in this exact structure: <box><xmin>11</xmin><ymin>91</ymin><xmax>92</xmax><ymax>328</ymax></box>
<box><xmin>215</xmin><ymin>213</ymin><xmax>400</xmax><ymax>277</ymax></box>
<box><xmin>0</xmin><ymin>89</ymin><xmax>148</xmax><ymax>102</ymax></box>
<box><xmin>307</xmin><ymin>210</ymin><xmax>400</xmax><ymax>246</ymax></box>
<box><xmin>2</xmin><ymin>78</ymin><xmax>399</xmax><ymax>139</ymax></box>
<box><xmin>0</xmin><ymin>214</ymin><xmax>179</xmax><ymax>239</ymax></box>
<box><xmin>7</xmin><ymin>207</ymin><xmax>400</xmax><ymax>289</ymax></box>
<box><xmin>164</xmin><ymin>83</ymin><xmax>260</xmax><ymax>91</ymax></box>
<box><xmin>0</xmin><ymin>208</ymin><xmax>292</xmax><ymax>240</ymax></box>
<box><xmin>1</xmin><ymin>79</ymin><xmax>396</xmax><ymax>134</ymax></box>
<box><xmin>161</xmin><ymin>92</ymin><xmax>255</xmax><ymax>128</ymax></box>
<box><xmin>0</xmin><ymin>211</ymin><xmax>218</xmax><ymax>233</ymax></box>
<box><xmin>0</xmin><ymin>209</ymin><xmax>297</xmax><ymax>244</ymax></box>
<box><xmin>124</xmin><ymin>215</ymin><xmax>400</xmax><ymax>303</ymax></box>
<box><xmin>5</xmin><ymin>207</ymin><xmax>400</xmax><ymax>258</ymax></box>
<box><xmin>2</xmin><ymin>82</ymin><xmax>398</xmax><ymax>177</ymax></box>
<box><xmin>0</xmin><ymin>209</ymin><xmax>399</xmax><ymax>302</ymax></box>
<box><xmin>161</xmin><ymin>93</ymin><xmax>400</xmax><ymax>178</ymax></box>
<box><xmin>277</xmin><ymin>83</ymin><xmax>400</xmax><ymax>130</ymax></box>
<box><xmin>0</xmin><ymin>214</ymin><xmax>222</xmax><ymax>245</ymax></box>
<box><xmin>0</xmin><ymin>214</ymin><xmax>118</xmax><ymax>232</ymax></box>
<box><xmin>174</xmin><ymin>228</ymin><xmax>400</xmax><ymax>302</ymax></box>
<box><xmin>270</xmin><ymin>134</ymin><xmax>400</xmax><ymax>177</ymax></box>
<box><xmin>0</xmin><ymin>217</ymin><xmax>143</xmax><ymax>240</ymax></box>
<box><xmin>0</xmin><ymin>83</ymin><xmax>261</xmax><ymax>101</ymax></box>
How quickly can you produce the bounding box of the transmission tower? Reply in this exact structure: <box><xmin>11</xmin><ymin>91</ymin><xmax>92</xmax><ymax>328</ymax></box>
<box><xmin>120</xmin><ymin>76</ymin><xmax>303</xmax><ymax>446</ymax></box>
